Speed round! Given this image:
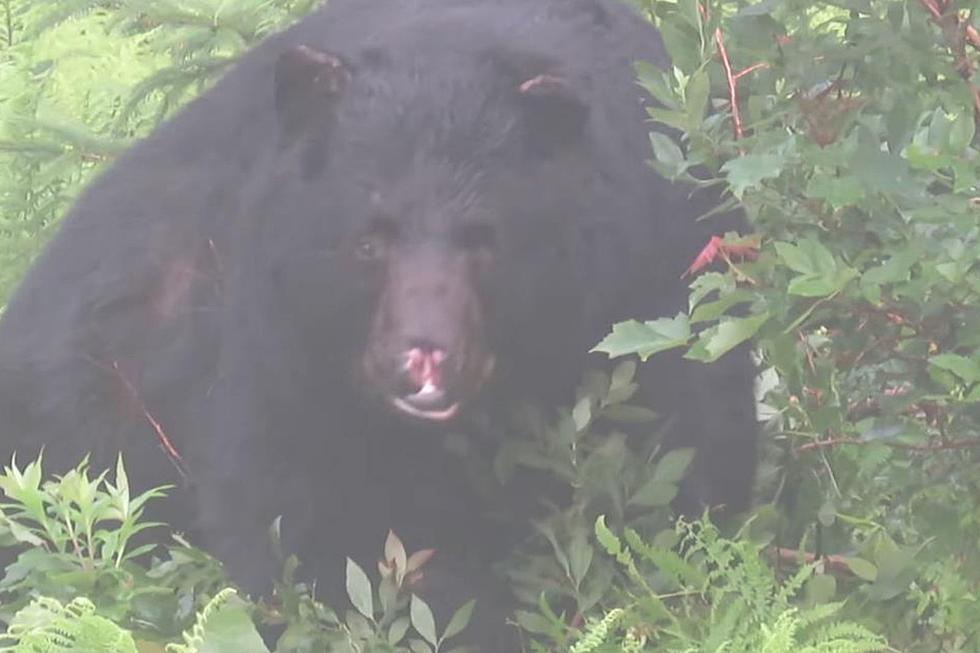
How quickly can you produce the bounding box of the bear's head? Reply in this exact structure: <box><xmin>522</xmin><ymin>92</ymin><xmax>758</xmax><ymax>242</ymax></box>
<box><xmin>244</xmin><ymin>38</ymin><xmax>610</xmax><ymax>423</ymax></box>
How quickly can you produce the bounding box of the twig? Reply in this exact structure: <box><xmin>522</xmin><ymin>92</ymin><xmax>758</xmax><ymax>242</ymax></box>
<box><xmin>733</xmin><ymin>62</ymin><xmax>768</xmax><ymax>81</ymax></box>
<box><xmin>84</xmin><ymin>354</ymin><xmax>190</xmax><ymax>479</ymax></box>
<box><xmin>714</xmin><ymin>27</ymin><xmax>743</xmax><ymax>139</ymax></box>
<box><xmin>768</xmin><ymin>547</ymin><xmax>856</xmax><ymax>577</ymax></box>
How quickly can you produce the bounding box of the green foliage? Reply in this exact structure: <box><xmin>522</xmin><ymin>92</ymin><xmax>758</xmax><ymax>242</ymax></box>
<box><xmin>326</xmin><ymin>531</ymin><xmax>475</xmax><ymax>653</ymax></box>
<box><xmin>573</xmin><ymin>517</ymin><xmax>887</xmax><ymax>653</ymax></box>
<box><xmin>0</xmin><ymin>596</ymin><xmax>137</xmax><ymax>653</ymax></box>
<box><xmin>0</xmin><ymin>454</ymin><xmax>478</xmax><ymax>653</ymax></box>
<box><xmin>166</xmin><ymin>589</ymin><xmax>269</xmax><ymax>653</ymax></box>
<box><xmin>0</xmin><ymin>0</ymin><xmax>978</xmax><ymax>651</ymax></box>
<box><xmin>591</xmin><ymin>2</ymin><xmax>980</xmax><ymax>650</ymax></box>
<box><xmin>0</xmin><ymin>0</ymin><xmax>315</xmax><ymax>300</ymax></box>
<box><xmin>0</xmin><ymin>455</ymin><xmax>228</xmax><ymax>640</ymax></box>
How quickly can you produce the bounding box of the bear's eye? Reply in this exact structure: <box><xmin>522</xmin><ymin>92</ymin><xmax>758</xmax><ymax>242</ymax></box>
<box><xmin>457</xmin><ymin>221</ymin><xmax>496</xmax><ymax>251</ymax></box>
<box><xmin>354</xmin><ymin>235</ymin><xmax>386</xmax><ymax>261</ymax></box>
<box><xmin>354</xmin><ymin>216</ymin><xmax>398</xmax><ymax>262</ymax></box>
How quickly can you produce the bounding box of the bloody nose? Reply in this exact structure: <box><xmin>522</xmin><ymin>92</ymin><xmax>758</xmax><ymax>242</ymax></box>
<box><xmin>403</xmin><ymin>346</ymin><xmax>447</xmax><ymax>393</ymax></box>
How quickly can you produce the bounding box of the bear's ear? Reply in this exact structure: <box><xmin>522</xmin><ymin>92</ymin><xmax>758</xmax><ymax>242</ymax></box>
<box><xmin>514</xmin><ymin>72</ymin><xmax>589</xmax><ymax>158</ymax></box>
<box><xmin>274</xmin><ymin>45</ymin><xmax>350</xmax><ymax>144</ymax></box>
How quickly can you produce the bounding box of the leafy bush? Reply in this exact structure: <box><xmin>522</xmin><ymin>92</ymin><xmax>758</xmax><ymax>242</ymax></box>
<box><xmin>595</xmin><ymin>1</ymin><xmax>979</xmax><ymax>650</ymax></box>
<box><xmin>1</xmin><ymin>0</ymin><xmax>978</xmax><ymax>651</ymax></box>
<box><xmin>572</xmin><ymin>516</ymin><xmax>886</xmax><ymax>653</ymax></box>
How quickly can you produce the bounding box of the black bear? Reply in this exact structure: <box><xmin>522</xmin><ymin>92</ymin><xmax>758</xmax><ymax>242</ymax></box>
<box><xmin>0</xmin><ymin>0</ymin><xmax>758</xmax><ymax>649</ymax></box>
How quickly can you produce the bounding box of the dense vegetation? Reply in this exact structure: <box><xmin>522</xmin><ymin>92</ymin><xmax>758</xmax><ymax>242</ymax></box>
<box><xmin>0</xmin><ymin>0</ymin><xmax>977</xmax><ymax>651</ymax></box>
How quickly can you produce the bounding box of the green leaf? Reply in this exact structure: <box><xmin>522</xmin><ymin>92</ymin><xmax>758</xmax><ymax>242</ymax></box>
<box><xmin>345</xmin><ymin>558</ymin><xmax>374</xmax><ymax>620</ymax></box>
<box><xmin>689</xmin><ymin>289</ymin><xmax>754</xmax><ymax>324</ymax></box>
<box><xmin>594</xmin><ymin>515</ymin><xmax>621</xmax><ymax>558</ymax></box>
<box><xmin>852</xmin><ymin>127</ymin><xmax>911</xmax><ymax>195</ymax></box>
<box><xmin>572</xmin><ymin>396</ymin><xmax>592</xmax><ymax>432</ymax></box>
<box><xmin>184</xmin><ymin>592</ymin><xmax>271</xmax><ymax>653</ymax></box>
<box><xmin>514</xmin><ymin>610</ymin><xmax>555</xmax><ymax>636</ymax></box>
<box><xmin>805</xmin><ymin>173</ymin><xmax>865</xmax><ymax>210</ymax></box>
<box><xmin>929</xmin><ymin>354</ymin><xmax>980</xmax><ymax>384</ymax></box>
<box><xmin>652</xmin><ymin>448</ymin><xmax>696</xmax><ymax>485</ymax></box>
<box><xmin>568</xmin><ymin>532</ymin><xmax>594</xmax><ymax>586</ymax></box>
<box><xmin>411</xmin><ymin>594</ymin><xmax>438</xmax><ymax>646</ymax></box>
<box><xmin>592</xmin><ymin>314</ymin><xmax>691</xmax><ymax>361</ymax></box>
<box><xmin>648</xmin><ymin>107</ymin><xmax>693</xmax><ymax>133</ymax></box>
<box><xmin>678</xmin><ymin>0</ymin><xmax>702</xmax><ymax>30</ymax></box>
<box><xmin>687</xmin><ymin>312</ymin><xmax>769</xmax><ymax>362</ymax></box>
<box><xmin>649</xmin><ymin>131</ymin><xmax>687</xmax><ymax>178</ymax></box>
<box><xmin>609</xmin><ymin>360</ymin><xmax>637</xmax><ymax>391</ymax></box>
<box><xmin>862</xmin><ymin>250</ymin><xmax>918</xmax><ymax>285</ymax></box>
<box><xmin>389</xmin><ymin>616</ymin><xmax>412</xmax><ymax>646</ymax></box>
<box><xmin>685</xmin><ymin>70</ymin><xmax>710</xmax><ymax>128</ymax></box>
<box><xmin>787</xmin><ymin>276</ymin><xmax>837</xmax><ymax>297</ymax></box>
<box><xmin>721</xmin><ymin>152</ymin><xmax>786</xmax><ymax>198</ymax></box>
<box><xmin>842</xmin><ymin>557</ymin><xmax>878</xmax><ymax>581</ymax></box>
<box><xmin>948</xmin><ymin>110</ymin><xmax>975</xmax><ymax>152</ymax></box>
<box><xmin>408</xmin><ymin>638</ymin><xmax>433</xmax><ymax>653</ymax></box>
<box><xmin>629</xmin><ymin>479</ymin><xmax>678</xmax><ymax>507</ymax></box>
<box><xmin>805</xmin><ymin>573</ymin><xmax>838</xmax><ymax>605</ymax></box>
<box><xmin>634</xmin><ymin>61</ymin><xmax>679</xmax><ymax>109</ymax></box>
<box><xmin>442</xmin><ymin>599</ymin><xmax>476</xmax><ymax>641</ymax></box>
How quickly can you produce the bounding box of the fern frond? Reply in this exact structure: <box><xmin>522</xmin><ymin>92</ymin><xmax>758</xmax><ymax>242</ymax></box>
<box><xmin>166</xmin><ymin>587</ymin><xmax>238</xmax><ymax>653</ymax></box>
<box><xmin>0</xmin><ymin>596</ymin><xmax>137</xmax><ymax>653</ymax></box>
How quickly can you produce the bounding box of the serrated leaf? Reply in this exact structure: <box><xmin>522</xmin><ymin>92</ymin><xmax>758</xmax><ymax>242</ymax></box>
<box><xmin>689</xmin><ymin>289</ymin><xmax>753</xmax><ymax>324</ymax></box>
<box><xmin>594</xmin><ymin>515</ymin><xmax>621</xmax><ymax>557</ymax></box>
<box><xmin>721</xmin><ymin>152</ymin><xmax>786</xmax><ymax>198</ymax></box>
<box><xmin>852</xmin><ymin>127</ymin><xmax>910</xmax><ymax>194</ymax></box>
<box><xmin>863</xmin><ymin>250</ymin><xmax>917</xmax><ymax>285</ymax></box>
<box><xmin>687</xmin><ymin>312</ymin><xmax>769</xmax><ymax>362</ymax></box>
<box><xmin>410</xmin><ymin>594</ymin><xmax>438</xmax><ymax>646</ymax></box>
<box><xmin>592</xmin><ymin>314</ymin><xmax>691</xmax><ymax>361</ymax></box>
<box><xmin>183</xmin><ymin>592</ymin><xmax>271</xmax><ymax>653</ymax></box>
<box><xmin>346</xmin><ymin>558</ymin><xmax>374</xmax><ymax>620</ymax></box>
<box><xmin>805</xmin><ymin>173</ymin><xmax>864</xmax><ymax>210</ymax></box>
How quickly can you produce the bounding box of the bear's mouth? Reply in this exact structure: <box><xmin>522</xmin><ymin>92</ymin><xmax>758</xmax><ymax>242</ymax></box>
<box><xmin>380</xmin><ymin>355</ymin><xmax>495</xmax><ymax>423</ymax></box>
<box><xmin>390</xmin><ymin>382</ymin><xmax>461</xmax><ymax>421</ymax></box>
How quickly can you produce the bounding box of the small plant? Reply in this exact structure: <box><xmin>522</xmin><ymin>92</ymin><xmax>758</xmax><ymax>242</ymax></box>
<box><xmin>0</xmin><ymin>596</ymin><xmax>137</xmax><ymax>653</ymax></box>
<box><xmin>572</xmin><ymin>516</ymin><xmax>890</xmax><ymax>653</ymax></box>
<box><xmin>0</xmin><ymin>454</ymin><xmax>226</xmax><ymax>639</ymax></box>
<box><xmin>167</xmin><ymin>588</ymin><xmax>269</xmax><ymax>653</ymax></box>
<box><xmin>338</xmin><ymin>530</ymin><xmax>475</xmax><ymax>653</ymax></box>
